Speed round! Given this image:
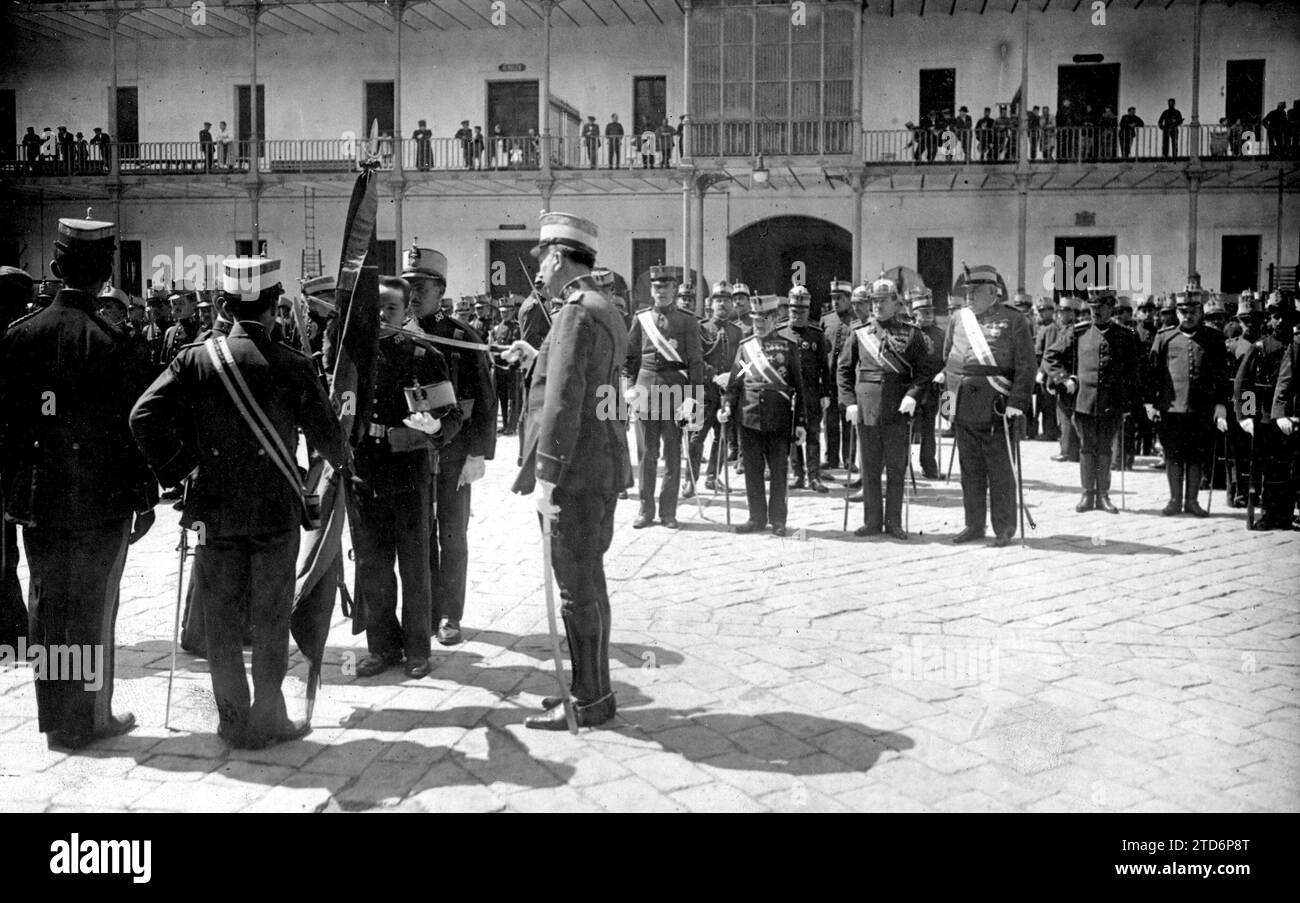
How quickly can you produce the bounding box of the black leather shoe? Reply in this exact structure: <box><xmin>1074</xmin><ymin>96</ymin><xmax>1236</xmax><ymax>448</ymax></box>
<box><xmin>735</xmin><ymin>461</ymin><xmax>745</xmax><ymax>475</ymax></box>
<box><xmin>244</xmin><ymin>719</ymin><xmax>312</xmax><ymax>750</ymax></box>
<box><xmin>990</xmin><ymin>533</ymin><xmax>1014</xmax><ymax>547</ymax></box>
<box><xmin>541</xmin><ymin>694</ymin><xmax>571</xmax><ymax>711</ymax></box>
<box><xmin>788</xmin><ymin>476</ymin><xmax>806</xmax><ymax>490</ymax></box>
<box><xmin>1184</xmin><ymin>500</ymin><xmax>1209</xmax><ymax>518</ymax></box>
<box><xmin>437</xmin><ymin>620</ymin><xmax>463</xmax><ymax>646</ymax></box>
<box><xmin>1096</xmin><ymin>493</ymin><xmax>1118</xmax><ymax>514</ymax></box>
<box><xmin>1161</xmin><ymin>500</ymin><xmax>1182</xmax><ymax>516</ymax></box>
<box><xmin>1075</xmin><ymin>492</ymin><xmax>1095</xmax><ymax>513</ymax></box>
<box><xmin>884</xmin><ymin>525</ymin><xmax>909</xmax><ymax>540</ymax></box>
<box><xmin>681</xmin><ymin>484</ymin><xmax>695</xmax><ymax>499</ymax></box>
<box><xmin>356</xmin><ymin>652</ymin><xmax>401</xmax><ymax>677</ymax></box>
<box><xmin>820</xmin><ymin>471</ymin><xmax>838</xmax><ymax>481</ymax></box>
<box><xmin>662</xmin><ymin>517</ymin><xmax>679</xmax><ymax>530</ymax></box>
<box><xmin>808</xmin><ymin>476</ymin><xmax>829</xmax><ymax>494</ymax></box>
<box><xmin>952</xmin><ymin>527</ymin><xmax>986</xmax><ymax>544</ymax></box>
<box><xmin>632</xmin><ymin>515</ymin><xmax>654</xmax><ymax>529</ymax></box>
<box><xmin>525</xmin><ymin>695</ymin><xmax>616</xmax><ymax>730</ymax></box>
<box><xmin>848</xmin><ymin>492</ymin><xmax>863</xmax><ymax>502</ymax></box>
<box><xmin>734</xmin><ymin>521</ymin><xmax>763</xmax><ymax>534</ymax></box>
<box><xmin>922</xmin><ymin>469</ymin><xmax>940</xmax><ymax>480</ymax></box>
<box><xmin>404</xmin><ymin>657</ymin><xmax>432</xmax><ymax>679</ymax></box>
<box><xmin>853</xmin><ymin>523</ymin><xmax>881</xmax><ymax>537</ymax></box>
<box><xmin>47</xmin><ymin>712</ymin><xmax>136</xmax><ymax>752</ymax></box>
<box><xmin>704</xmin><ymin>477</ymin><xmax>717</xmax><ymax>491</ymax></box>
<box><xmin>1229</xmin><ymin>495</ymin><xmax>1246</xmax><ymax>509</ymax></box>
<box><xmin>771</xmin><ymin>524</ymin><xmax>787</xmax><ymax>537</ymax></box>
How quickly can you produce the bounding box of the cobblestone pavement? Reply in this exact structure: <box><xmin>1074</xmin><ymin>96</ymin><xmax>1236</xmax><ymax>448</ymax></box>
<box><xmin>1</xmin><ymin>434</ymin><xmax>1297</xmax><ymax>812</ymax></box>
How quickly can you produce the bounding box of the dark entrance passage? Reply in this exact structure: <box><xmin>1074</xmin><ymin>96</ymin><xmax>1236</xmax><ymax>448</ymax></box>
<box><xmin>729</xmin><ymin>216</ymin><xmax>852</xmax><ymax>321</ymax></box>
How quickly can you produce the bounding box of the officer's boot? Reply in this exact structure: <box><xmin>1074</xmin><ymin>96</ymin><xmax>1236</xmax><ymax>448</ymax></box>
<box><xmin>540</xmin><ymin>612</ymin><xmax>579</xmax><ymax>712</ymax></box>
<box><xmin>1162</xmin><ymin>460</ymin><xmax>1184</xmax><ymax>515</ymax></box>
<box><xmin>1076</xmin><ymin>454</ymin><xmax>1096</xmax><ymax>512</ymax></box>
<box><xmin>530</xmin><ymin>610</ymin><xmax>611</xmax><ymax>729</ymax></box>
<box><xmin>788</xmin><ymin>447</ymin><xmax>806</xmax><ymax>490</ymax></box>
<box><xmin>807</xmin><ymin>462</ymin><xmax>828</xmax><ymax>494</ymax></box>
<box><xmin>1183</xmin><ymin>462</ymin><xmax>1209</xmax><ymax>517</ymax></box>
<box><xmin>1095</xmin><ymin>454</ymin><xmax>1118</xmax><ymax>513</ymax></box>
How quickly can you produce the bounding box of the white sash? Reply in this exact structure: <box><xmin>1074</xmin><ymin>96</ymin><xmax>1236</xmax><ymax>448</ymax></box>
<box><xmin>637</xmin><ymin>310</ymin><xmax>683</xmax><ymax>363</ymax></box>
<box><xmin>855</xmin><ymin>325</ymin><xmax>903</xmax><ymax>375</ymax></box>
<box><xmin>958</xmin><ymin>307</ymin><xmax>1013</xmax><ymax>396</ymax></box>
<box><xmin>739</xmin><ymin>336</ymin><xmax>788</xmax><ymax>389</ymax></box>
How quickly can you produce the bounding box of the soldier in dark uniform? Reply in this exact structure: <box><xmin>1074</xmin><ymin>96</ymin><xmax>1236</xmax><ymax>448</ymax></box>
<box><xmin>1145</xmin><ymin>284</ymin><xmax>1231</xmax><ymax>517</ymax></box>
<box><xmin>131</xmin><ymin>257</ymin><xmax>347</xmax><ymax>749</ymax></box>
<box><xmin>353</xmin><ymin>277</ymin><xmax>462</xmax><ymax>679</ymax></box>
<box><xmin>783</xmin><ymin>284</ymin><xmax>831</xmax><ymax>493</ymax></box>
<box><xmin>943</xmin><ymin>265</ymin><xmax>1036</xmax><ymax>546</ymax></box>
<box><xmin>511</xmin><ymin>212</ymin><xmax>630</xmax><ymax>729</ymax></box>
<box><xmin>1045</xmin><ymin>296</ymin><xmax>1082</xmax><ymax>463</ymax></box>
<box><xmin>624</xmin><ymin>265</ymin><xmax>704</xmax><ymax>529</ymax></box>
<box><xmin>1269</xmin><ymin>312</ymin><xmax>1300</xmax><ymax>528</ymax></box>
<box><xmin>1032</xmin><ymin>296</ymin><xmax>1060</xmax><ymax>442</ymax></box>
<box><xmin>838</xmin><ymin>277</ymin><xmax>934</xmax><ymax>538</ymax></box>
<box><xmin>0</xmin><ymin>265</ymin><xmax>35</xmax><ymax>649</ymax></box>
<box><xmin>1</xmin><ymin>216</ymin><xmax>157</xmax><ymax>750</ymax></box>
<box><xmin>820</xmin><ymin>279</ymin><xmax>854</xmax><ymax>472</ymax></box>
<box><xmin>519</xmin><ymin>273</ymin><xmax>552</xmax><ymax>355</ymax></box>
<box><xmin>491</xmin><ymin>296</ymin><xmax>522</xmax><ymax>436</ymax></box>
<box><xmin>907</xmin><ymin>286</ymin><xmax>946</xmax><ymax>479</ymax></box>
<box><xmin>676</xmin><ymin>282</ymin><xmax>696</xmax><ymax>314</ymax></box>
<box><xmin>689</xmin><ymin>282</ymin><xmax>741</xmax><ymax>492</ymax></box>
<box><xmin>142</xmin><ymin>295</ymin><xmax>172</xmax><ymax>370</ymax></box>
<box><xmin>723</xmin><ymin>282</ymin><xmax>754</xmax><ymax>470</ymax></box>
<box><xmin>1224</xmin><ymin>295</ymin><xmax>1263</xmax><ymax>507</ymax></box>
<box><xmin>1043</xmin><ymin>287</ymin><xmax>1141</xmax><ymax>513</ymax></box>
<box><xmin>300</xmin><ymin>274</ymin><xmax>337</xmax><ymax>358</ymax></box>
<box><xmin>163</xmin><ymin>290</ymin><xmax>201</xmax><ymax>362</ymax></box>
<box><xmin>719</xmin><ymin>295</ymin><xmax>806</xmax><ymax>536</ymax></box>
<box><xmin>1236</xmin><ymin>293</ymin><xmax>1295</xmax><ymax>528</ymax></box>
<box><xmin>407</xmin><ymin>245</ymin><xmax>498</xmax><ymax>647</ymax></box>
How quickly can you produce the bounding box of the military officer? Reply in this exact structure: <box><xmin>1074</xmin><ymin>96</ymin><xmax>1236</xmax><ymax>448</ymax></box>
<box><xmin>1235</xmin><ymin>293</ymin><xmax>1294</xmax><ymax>528</ymax></box>
<box><xmin>1043</xmin><ymin>286</ymin><xmax>1141</xmax><ymax>513</ymax></box>
<box><xmin>1203</xmin><ymin>295</ymin><xmax>1229</xmax><ymax>336</ymax></box>
<box><xmin>470</xmin><ymin>296</ymin><xmax>495</xmax><ymax>338</ymax></box>
<box><xmin>943</xmin><ymin>265</ymin><xmax>1036</xmax><ymax>546</ymax></box>
<box><xmin>838</xmin><ymin>277</ymin><xmax>934</xmax><ymax>538</ymax></box>
<box><xmin>820</xmin><ymin>279</ymin><xmax>855</xmax><ymax>472</ymax></box>
<box><xmin>142</xmin><ymin>295</ymin><xmax>172</xmax><ymax>370</ymax></box>
<box><xmin>719</xmin><ymin>295</ymin><xmax>806</xmax><ymax>536</ymax></box>
<box><xmin>624</xmin><ymin>265</ymin><xmax>704</xmax><ymax>529</ymax></box>
<box><xmin>1269</xmin><ymin>308</ymin><xmax>1300</xmax><ymax>528</ymax></box>
<box><xmin>1225</xmin><ymin>296</ymin><xmax>1263</xmax><ymax>507</ymax></box>
<box><xmin>725</xmin><ymin>282</ymin><xmax>754</xmax><ymax>471</ymax></box>
<box><xmin>163</xmin><ymin>289</ymin><xmax>201</xmax><ymax>361</ymax></box>
<box><xmin>1145</xmin><ymin>284</ymin><xmax>1231</xmax><ymax>517</ymax></box>
<box><xmin>300</xmin><ymin>274</ymin><xmax>336</xmax><ymax>357</ymax></box>
<box><xmin>1045</xmin><ymin>296</ymin><xmax>1082</xmax><ymax>463</ymax></box>
<box><xmin>353</xmin><ymin>276</ymin><xmax>462</xmax><ymax>679</ymax></box>
<box><xmin>510</xmin><ymin>212</ymin><xmax>631</xmax><ymax>729</ymax></box>
<box><xmin>909</xmin><ymin>286</ymin><xmax>946</xmax><ymax>479</ymax></box>
<box><xmin>519</xmin><ymin>273</ymin><xmax>551</xmax><ymax>355</ymax></box>
<box><xmin>0</xmin><ymin>265</ymin><xmax>34</xmax><ymax>650</ymax></box>
<box><xmin>406</xmin><ymin>244</ymin><xmax>498</xmax><ymax>646</ymax></box>
<box><xmin>0</xmin><ymin>216</ymin><xmax>157</xmax><ymax>750</ymax></box>
<box><xmin>1031</xmin><ymin>296</ymin><xmax>1060</xmax><ymax>443</ymax></box>
<box><xmin>676</xmin><ymin>282</ymin><xmax>696</xmax><ymax>313</ymax></box>
<box><xmin>689</xmin><ymin>281</ymin><xmax>742</xmax><ymax>493</ymax></box>
<box><xmin>1157</xmin><ymin>293</ymin><xmax>1178</xmax><ymax>331</ymax></box>
<box><xmin>781</xmin><ymin>285</ymin><xmax>831</xmax><ymax>493</ymax></box>
<box><xmin>492</xmin><ymin>296</ymin><xmax>522</xmax><ymax>436</ymax></box>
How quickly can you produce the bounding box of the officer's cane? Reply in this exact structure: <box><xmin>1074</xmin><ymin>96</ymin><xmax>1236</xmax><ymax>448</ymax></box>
<box><xmin>1246</xmin><ymin>429</ymin><xmax>1257</xmax><ymax>530</ymax></box>
<box><xmin>843</xmin><ymin>416</ymin><xmax>856</xmax><ymax>532</ymax></box>
<box><xmin>905</xmin><ymin>417</ymin><xmax>914</xmax><ymax>533</ymax></box>
<box><xmin>164</xmin><ymin>480</ymin><xmax>190</xmax><ymax>732</ymax></box>
<box><xmin>680</xmin><ymin>412</ymin><xmax>705</xmax><ymax>520</ymax></box>
<box><xmin>1120</xmin><ymin>414</ymin><xmax>1127</xmax><ymax>511</ymax></box>
<box><xmin>540</xmin><ymin>512</ymin><xmax>579</xmax><ymax>735</ymax></box>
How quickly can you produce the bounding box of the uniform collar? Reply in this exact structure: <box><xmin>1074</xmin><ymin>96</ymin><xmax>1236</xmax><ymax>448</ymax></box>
<box><xmin>230</xmin><ymin>320</ymin><xmax>268</xmax><ymax>339</ymax></box>
<box><xmin>559</xmin><ymin>274</ymin><xmax>602</xmax><ymax>298</ymax></box>
<box><xmin>54</xmin><ymin>289</ymin><xmax>97</xmax><ymax>312</ymax></box>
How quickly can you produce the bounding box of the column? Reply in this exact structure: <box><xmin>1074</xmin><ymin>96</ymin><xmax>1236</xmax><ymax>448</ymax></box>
<box><xmin>683</xmin><ymin>178</ymin><xmax>694</xmax><ymax>305</ymax></box>
<box><xmin>851</xmin><ymin>1</ymin><xmax>863</xmax><ymax>163</ymax></box>
<box><xmin>393</xmin><ymin>1</ymin><xmax>404</xmax><ymax>175</ymax></box>
<box><xmin>247</xmin><ymin>184</ymin><xmax>262</xmax><ymax>255</ymax></box>
<box><xmin>107</xmin><ymin>9</ymin><xmax>120</xmax><ymax>180</ymax></box>
<box><xmin>695</xmin><ymin>176</ymin><xmax>706</xmax><ymax>315</ymax></box>
<box><xmin>394</xmin><ymin>185</ymin><xmax>405</xmax><ymax>263</ymax></box>
<box><xmin>539</xmin><ymin>0</ymin><xmax>555</xmax><ymax>179</ymax></box>
<box><xmin>1189</xmin><ymin>0</ymin><xmax>1203</xmax><ymax>161</ymax></box>
<box><xmin>682</xmin><ymin>0</ymin><xmax>693</xmax><ymax>162</ymax></box>
<box><xmin>248</xmin><ymin>2</ymin><xmax>262</xmax><ymax>250</ymax></box>
<box><xmin>1015</xmin><ymin>176</ymin><xmax>1029</xmax><ymax>293</ymax></box>
<box><xmin>1018</xmin><ymin>0</ymin><xmax>1030</xmax><ymax>162</ymax></box>
<box><xmin>110</xmin><ymin>185</ymin><xmax>122</xmax><ymax>286</ymax></box>
<box><xmin>1187</xmin><ymin>175</ymin><xmax>1200</xmax><ymax>277</ymax></box>
<box><xmin>851</xmin><ymin>177</ymin><xmax>863</xmax><ymax>281</ymax></box>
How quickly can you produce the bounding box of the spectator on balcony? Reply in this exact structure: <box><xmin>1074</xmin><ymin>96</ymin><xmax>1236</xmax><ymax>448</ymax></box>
<box><xmin>1263</xmin><ymin>102</ymin><xmax>1288</xmax><ymax>158</ymax></box>
<box><xmin>74</xmin><ymin>132</ymin><xmax>89</xmax><ymax>174</ymax></box>
<box><xmin>1079</xmin><ymin>104</ymin><xmax>1096</xmax><ymax>162</ymax></box>
<box><xmin>656</xmin><ymin>118</ymin><xmax>675</xmax><ymax>168</ymax></box>
<box><xmin>1027</xmin><ymin>106</ymin><xmax>1041</xmax><ymax>160</ymax></box>
<box><xmin>1057</xmin><ymin>100</ymin><xmax>1076</xmax><ymax>161</ymax></box>
<box><xmin>924</xmin><ymin>110</ymin><xmax>943</xmax><ymax>162</ymax></box>
<box><xmin>57</xmin><ymin>126</ymin><xmax>74</xmax><ymax>173</ymax></box>
<box><xmin>473</xmin><ymin>125</ymin><xmax>485</xmax><ymax>169</ymax></box>
<box><xmin>638</xmin><ymin>122</ymin><xmax>657</xmax><ymax>169</ymax></box>
<box><xmin>1289</xmin><ymin>100</ymin><xmax>1299</xmax><ymax>159</ymax></box>
<box><xmin>1040</xmin><ymin>105</ymin><xmax>1054</xmax><ymax>160</ymax></box>
<box><xmin>214</xmin><ymin>121</ymin><xmax>231</xmax><ymax>169</ymax></box>
<box><xmin>1099</xmin><ymin>106</ymin><xmax>1118</xmax><ymax>159</ymax></box>
<box><xmin>1158</xmin><ymin>98</ymin><xmax>1183</xmax><ymax>157</ymax></box>
<box><xmin>995</xmin><ymin>104</ymin><xmax>1016</xmax><ymax>161</ymax></box>
<box><xmin>1119</xmin><ymin>106</ymin><xmax>1144</xmax><ymax>159</ymax></box>
<box><xmin>677</xmin><ymin>114</ymin><xmax>686</xmax><ymax>157</ymax></box>
<box><xmin>89</xmin><ymin>127</ymin><xmax>110</xmax><ymax>171</ymax></box>
<box><xmin>955</xmin><ymin>106</ymin><xmax>972</xmax><ymax>159</ymax></box>
<box><xmin>413</xmin><ymin>119</ymin><xmax>433</xmax><ymax>171</ymax></box>
<box><xmin>39</xmin><ymin>127</ymin><xmax>55</xmax><ymax>165</ymax></box>
<box><xmin>489</xmin><ymin>124</ymin><xmax>504</xmax><ymax>169</ymax></box>
<box><xmin>526</xmin><ymin>128</ymin><xmax>540</xmax><ymax>169</ymax></box>
<box><xmin>582</xmin><ymin>115</ymin><xmax>600</xmax><ymax>168</ymax></box>
<box><xmin>1227</xmin><ymin>116</ymin><xmax>1245</xmax><ymax>157</ymax></box>
<box><xmin>937</xmin><ymin>108</ymin><xmax>956</xmax><ymax>162</ymax></box>
<box><xmin>903</xmin><ymin>121</ymin><xmax>925</xmax><ymax>163</ymax></box>
<box><xmin>1210</xmin><ymin>118</ymin><xmax>1231</xmax><ymax>158</ymax></box>
<box><xmin>455</xmin><ymin>119</ymin><xmax>474</xmax><ymax>169</ymax></box>
<box><xmin>605</xmin><ymin>113</ymin><xmax>624</xmax><ymax>169</ymax></box>
<box><xmin>200</xmin><ymin>122</ymin><xmax>214</xmax><ymax>172</ymax></box>
<box><xmin>975</xmin><ymin>107</ymin><xmax>996</xmax><ymax>161</ymax></box>
<box><xmin>22</xmin><ymin>127</ymin><xmax>41</xmax><ymax>171</ymax></box>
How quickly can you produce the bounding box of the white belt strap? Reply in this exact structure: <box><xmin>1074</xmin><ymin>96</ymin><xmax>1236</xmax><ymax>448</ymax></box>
<box><xmin>958</xmin><ymin>308</ymin><xmax>1012</xmax><ymax>396</ymax></box>
<box><xmin>637</xmin><ymin>310</ymin><xmax>683</xmax><ymax>363</ymax></box>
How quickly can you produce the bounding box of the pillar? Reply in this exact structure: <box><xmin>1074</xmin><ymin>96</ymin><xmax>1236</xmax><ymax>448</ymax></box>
<box><xmin>107</xmin><ymin>8</ymin><xmax>120</xmax><ymax>181</ymax></box>
<box><xmin>852</xmin><ymin>2</ymin><xmax>863</xmax><ymax>163</ymax></box>
<box><xmin>248</xmin><ymin>3</ymin><xmax>262</xmax><ymax>247</ymax></box>
<box><xmin>1187</xmin><ymin>176</ymin><xmax>1200</xmax><ymax>277</ymax></box>
<box><xmin>393</xmin><ymin>1</ymin><xmax>404</xmax><ymax>175</ymax></box>
<box><xmin>695</xmin><ymin>176</ymin><xmax>706</xmax><ymax>314</ymax></box>
<box><xmin>1016</xmin><ymin>175</ymin><xmax>1029</xmax><ymax>293</ymax></box>
<box><xmin>539</xmin><ymin>0</ymin><xmax>555</xmax><ymax>179</ymax></box>
<box><xmin>682</xmin><ymin>0</ymin><xmax>693</xmax><ymax>162</ymax></box>
<box><xmin>1189</xmin><ymin>0</ymin><xmax>1203</xmax><ymax>161</ymax></box>
<box><xmin>851</xmin><ymin>178</ymin><xmax>863</xmax><ymax>282</ymax></box>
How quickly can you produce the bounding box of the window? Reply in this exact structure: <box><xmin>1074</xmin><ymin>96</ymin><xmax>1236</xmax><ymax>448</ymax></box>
<box><xmin>364</xmin><ymin>81</ymin><xmax>395</xmax><ymax>139</ymax></box>
<box><xmin>634</xmin><ymin>77</ymin><xmax>668</xmax><ymax>136</ymax></box>
<box><xmin>375</xmin><ymin>240</ymin><xmax>397</xmax><ymax>277</ymax></box>
<box><xmin>236</xmin><ymin>84</ymin><xmax>266</xmax><ymax>163</ymax></box>
<box><xmin>488</xmin><ymin>239</ymin><xmax>539</xmax><ymax>299</ymax></box>
<box><xmin>691</xmin><ymin>0</ymin><xmax>855</xmax><ymax>157</ymax></box>
<box><xmin>919</xmin><ymin>69</ymin><xmax>956</xmax><ymax>125</ymax></box>
<box><xmin>1221</xmin><ymin>235</ymin><xmax>1260</xmax><ymax>295</ymax></box>
<box><xmin>118</xmin><ymin>240</ymin><xmax>142</xmax><ymax>298</ymax></box>
<box><xmin>916</xmin><ymin>238</ymin><xmax>953</xmax><ymax>314</ymax></box>
<box><xmin>1225</xmin><ymin>60</ymin><xmax>1264</xmax><ymax>129</ymax></box>
<box><xmin>0</xmin><ymin>89</ymin><xmax>14</xmax><ymax>161</ymax></box>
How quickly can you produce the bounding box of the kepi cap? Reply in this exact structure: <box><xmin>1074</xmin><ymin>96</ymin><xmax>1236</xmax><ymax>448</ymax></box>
<box><xmin>710</xmin><ymin>280</ymin><xmax>732</xmax><ymax>298</ymax></box>
<box><xmin>532</xmin><ymin>211</ymin><xmax>599</xmax><ymax>259</ymax></box>
<box><xmin>829</xmin><ymin>279</ymin><xmax>852</xmax><ymax>295</ymax></box>
<box><xmin>302</xmin><ymin>274</ymin><xmax>336</xmax><ymax>297</ymax></box>
<box><xmin>222</xmin><ymin>257</ymin><xmax>282</xmax><ymax>300</ymax></box>
<box><xmin>749</xmin><ymin>295</ymin><xmax>782</xmax><ymax>318</ymax></box>
<box><xmin>788</xmin><ymin>285</ymin><xmax>810</xmax><ymax>307</ymax></box>
<box><xmin>403</xmin><ymin>244</ymin><xmax>448</xmax><ymax>283</ymax></box>
<box><xmin>730</xmin><ymin>282</ymin><xmax>751</xmax><ymax>297</ymax></box>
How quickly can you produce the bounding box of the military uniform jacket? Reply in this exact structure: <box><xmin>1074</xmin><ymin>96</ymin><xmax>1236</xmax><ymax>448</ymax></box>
<box><xmin>942</xmin><ymin>302</ymin><xmax>1036</xmax><ymax>426</ymax></box>
<box><xmin>837</xmin><ymin>317</ymin><xmax>935</xmax><ymax>427</ymax></box>
<box><xmin>491</xmin><ymin>320</ymin><xmax>522</xmax><ymax>370</ymax></box>
<box><xmin>624</xmin><ymin>303</ymin><xmax>705</xmax><ymax>389</ymax></box>
<box><xmin>919</xmin><ymin>322</ymin><xmax>946</xmax><ymax>406</ymax></box>
<box><xmin>415</xmin><ymin>312</ymin><xmax>498</xmax><ymax>465</ymax></box>
<box><xmin>513</xmin><ymin>275</ymin><xmax>632</xmax><ymax>495</ymax></box>
<box><xmin>354</xmin><ymin>333</ymin><xmax>462</xmax><ymax>498</ymax></box>
<box><xmin>0</xmin><ymin>290</ymin><xmax>158</xmax><ymax>529</ymax></box>
<box><xmin>129</xmin><ymin>320</ymin><xmax>348</xmax><ymax>539</ymax></box>
<box><xmin>518</xmin><ymin>292</ymin><xmax>552</xmax><ymax>352</ymax></box>
<box><xmin>1147</xmin><ymin>324</ymin><xmax>1230</xmax><ymax>415</ymax></box>
<box><xmin>726</xmin><ymin>333</ymin><xmax>806</xmax><ymax>434</ymax></box>
<box><xmin>700</xmin><ymin>316</ymin><xmax>743</xmax><ymax>402</ymax></box>
<box><xmin>780</xmin><ymin>322</ymin><xmax>831</xmax><ymax>406</ymax></box>
<box><xmin>820</xmin><ymin>309</ymin><xmax>852</xmax><ymax>361</ymax></box>
<box><xmin>1235</xmin><ymin>334</ymin><xmax>1287</xmax><ymax>423</ymax></box>
<box><xmin>163</xmin><ymin>316</ymin><xmax>201</xmax><ymax>362</ymax></box>
<box><xmin>1043</xmin><ymin>321</ymin><xmax>1141</xmax><ymax>416</ymax></box>
<box><xmin>1034</xmin><ymin>321</ymin><xmax>1060</xmax><ymax>363</ymax></box>
<box><xmin>142</xmin><ymin>320</ymin><xmax>171</xmax><ymax>369</ymax></box>
<box><xmin>1270</xmin><ymin>337</ymin><xmax>1300</xmax><ymax>421</ymax></box>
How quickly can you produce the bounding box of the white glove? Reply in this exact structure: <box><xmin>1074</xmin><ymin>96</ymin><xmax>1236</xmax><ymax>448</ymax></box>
<box><xmin>1035</xmin><ymin>371</ymin><xmax>1044</xmax><ymax>385</ymax></box>
<box><xmin>846</xmin><ymin>404</ymin><xmax>859</xmax><ymax>423</ymax></box>
<box><xmin>536</xmin><ymin>478</ymin><xmax>561</xmax><ymax>521</ymax></box>
<box><xmin>933</xmin><ymin>371</ymin><xmax>946</xmax><ymax>385</ymax></box>
<box><xmin>1004</xmin><ymin>406</ymin><xmax>1025</xmax><ymax>419</ymax></box>
<box><xmin>457</xmin><ymin>455</ymin><xmax>486</xmax><ymax>489</ymax></box>
<box><xmin>1239</xmin><ymin>418</ymin><xmax>1254</xmax><ymax>437</ymax></box>
<box><xmin>402</xmin><ymin>412</ymin><xmax>442</xmax><ymax>435</ymax></box>
<box><xmin>1144</xmin><ymin>403</ymin><xmax>1159</xmax><ymax>422</ymax></box>
<box><xmin>717</xmin><ymin>404</ymin><xmax>731</xmax><ymax>424</ymax></box>
<box><xmin>503</xmin><ymin>339</ymin><xmax>537</xmax><ymax>366</ymax></box>
<box><xmin>821</xmin><ymin>396</ymin><xmax>830</xmax><ymax>411</ymax></box>
<box><xmin>1214</xmin><ymin>404</ymin><xmax>1228</xmax><ymax>433</ymax></box>
<box><xmin>898</xmin><ymin>396</ymin><xmax>917</xmax><ymax>417</ymax></box>
<box><xmin>795</xmin><ymin>426</ymin><xmax>807</xmax><ymax>444</ymax></box>
<box><xmin>1279</xmin><ymin>417</ymin><xmax>1295</xmax><ymax>436</ymax></box>
<box><xmin>1064</xmin><ymin>378</ymin><xmax>1078</xmax><ymax>395</ymax></box>
<box><xmin>713</xmin><ymin>372</ymin><xmax>730</xmax><ymax>390</ymax></box>
<box><xmin>623</xmin><ymin>387</ymin><xmax>640</xmax><ymax>405</ymax></box>
<box><xmin>678</xmin><ymin>396</ymin><xmax>698</xmax><ymax>423</ymax></box>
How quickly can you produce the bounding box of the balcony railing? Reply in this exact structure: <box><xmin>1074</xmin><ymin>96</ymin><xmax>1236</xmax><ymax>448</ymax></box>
<box><xmin>689</xmin><ymin>119</ymin><xmax>854</xmax><ymax>158</ymax></box>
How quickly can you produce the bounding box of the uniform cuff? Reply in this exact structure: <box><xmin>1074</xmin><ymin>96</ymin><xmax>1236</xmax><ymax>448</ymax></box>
<box><xmin>536</xmin><ymin>451</ymin><xmax>565</xmax><ymax>485</ymax></box>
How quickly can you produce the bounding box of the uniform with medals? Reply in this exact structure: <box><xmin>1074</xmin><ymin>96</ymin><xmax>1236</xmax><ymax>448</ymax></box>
<box><xmin>624</xmin><ymin>265</ymin><xmax>705</xmax><ymax>529</ymax></box>
<box><xmin>782</xmin><ymin>285</ymin><xmax>831</xmax><ymax>493</ymax></box>
<box><xmin>942</xmin><ymin>265</ymin><xmax>1037</xmax><ymax>545</ymax></box>
<box><xmin>837</xmin><ymin>278</ymin><xmax>935</xmax><ymax>538</ymax></box>
<box><xmin>820</xmin><ymin>279</ymin><xmax>855</xmax><ymax>470</ymax></box>
<box><xmin>131</xmin><ymin>257</ymin><xmax>348</xmax><ymax>749</ymax></box>
<box><xmin>722</xmin><ymin>295</ymin><xmax>806</xmax><ymax>535</ymax></box>
<box><xmin>2</xmin><ymin>222</ymin><xmax>158</xmax><ymax>750</ymax></box>
<box><xmin>1145</xmin><ymin>285</ymin><xmax>1231</xmax><ymax>517</ymax></box>
<box><xmin>1237</xmin><ymin>293</ymin><xmax>1295</xmax><ymax>528</ymax></box>
<box><xmin>513</xmin><ymin>213</ymin><xmax>631</xmax><ymax>729</ymax></box>
<box><xmin>908</xmin><ymin>287</ymin><xmax>946</xmax><ymax>479</ymax></box>
<box><xmin>162</xmin><ymin>291</ymin><xmax>201</xmax><ymax>362</ymax></box>
<box><xmin>491</xmin><ymin>297</ymin><xmax>523</xmax><ymax>436</ymax></box>
<box><xmin>689</xmin><ymin>281</ymin><xmax>743</xmax><ymax>491</ymax></box>
<box><xmin>408</xmin><ymin>245</ymin><xmax>499</xmax><ymax>646</ymax></box>
<box><xmin>1043</xmin><ymin>287</ymin><xmax>1141</xmax><ymax>513</ymax></box>
<box><xmin>1224</xmin><ymin>295</ymin><xmax>1262</xmax><ymax>508</ymax></box>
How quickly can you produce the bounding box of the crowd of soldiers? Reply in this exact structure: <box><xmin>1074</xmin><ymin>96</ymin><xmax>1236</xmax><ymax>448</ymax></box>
<box><xmin>1</xmin><ymin>208</ymin><xmax>1298</xmax><ymax>753</ymax></box>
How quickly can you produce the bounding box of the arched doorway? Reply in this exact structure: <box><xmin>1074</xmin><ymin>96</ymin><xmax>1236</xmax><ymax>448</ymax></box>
<box><xmin>729</xmin><ymin>216</ymin><xmax>852</xmax><ymax>320</ymax></box>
